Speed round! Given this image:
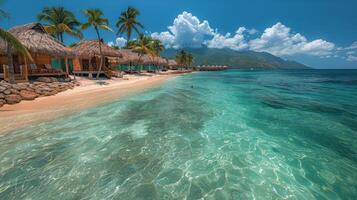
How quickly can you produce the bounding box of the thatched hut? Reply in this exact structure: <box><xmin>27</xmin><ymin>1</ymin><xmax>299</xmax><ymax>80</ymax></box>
<box><xmin>0</xmin><ymin>23</ymin><xmax>73</xmax><ymax>82</ymax></box>
<box><xmin>114</xmin><ymin>49</ymin><xmax>168</xmax><ymax>73</ymax></box>
<box><xmin>71</xmin><ymin>40</ymin><xmax>122</xmax><ymax>77</ymax></box>
<box><xmin>168</xmin><ymin>59</ymin><xmax>178</xmax><ymax>70</ymax></box>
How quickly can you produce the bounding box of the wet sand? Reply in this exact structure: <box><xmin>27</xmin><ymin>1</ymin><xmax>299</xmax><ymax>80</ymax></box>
<box><xmin>0</xmin><ymin>74</ymin><xmax>177</xmax><ymax>135</ymax></box>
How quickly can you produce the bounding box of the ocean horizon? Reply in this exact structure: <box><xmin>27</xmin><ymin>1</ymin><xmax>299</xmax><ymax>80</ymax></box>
<box><xmin>0</xmin><ymin>69</ymin><xmax>356</xmax><ymax>199</ymax></box>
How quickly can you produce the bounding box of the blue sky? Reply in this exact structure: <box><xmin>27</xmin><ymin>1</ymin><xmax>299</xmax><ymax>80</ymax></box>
<box><xmin>1</xmin><ymin>0</ymin><xmax>357</xmax><ymax>68</ymax></box>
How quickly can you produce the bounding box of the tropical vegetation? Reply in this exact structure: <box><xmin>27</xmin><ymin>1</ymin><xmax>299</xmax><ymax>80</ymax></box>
<box><xmin>1</xmin><ymin>4</ymin><xmax>194</xmax><ymax>83</ymax></box>
<box><xmin>38</xmin><ymin>6</ymin><xmax>82</xmax><ymax>43</ymax></box>
<box><xmin>81</xmin><ymin>9</ymin><xmax>112</xmax><ymax>79</ymax></box>
<box><xmin>175</xmin><ymin>50</ymin><xmax>194</xmax><ymax>70</ymax></box>
<box><xmin>116</xmin><ymin>6</ymin><xmax>143</xmax><ymax>47</ymax></box>
<box><xmin>127</xmin><ymin>34</ymin><xmax>166</xmax><ymax>72</ymax></box>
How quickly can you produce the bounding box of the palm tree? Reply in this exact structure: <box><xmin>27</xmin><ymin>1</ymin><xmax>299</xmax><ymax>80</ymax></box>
<box><xmin>186</xmin><ymin>53</ymin><xmax>194</xmax><ymax>70</ymax></box>
<box><xmin>0</xmin><ymin>8</ymin><xmax>31</xmax><ymax>83</ymax></box>
<box><xmin>38</xmin><ymin>6</ymin><xmax>82</xmax><ymax>43</ymax></box>
<box><xmin>151</xmin><ymin>39</ymin><xmax>165</xmax><ymax>71</ymax></box>
<box><xmin>116</xmin><ymin>6</ymin><xmax>144</xmax><ymax>46</ymax></box>
<box><xmin>81</xmin><ymin>9</ymin><xmax>112</xmax><ymax>79</ymax></box>
<box><xmin>175</xmin><ymin>50</ymin><xmax>187</xmax><ymax>70</ymax></box>
<box><xmin>128</xmin><ymin>34</ymin><xmax>155</xmax><ymax>72</ymax></box>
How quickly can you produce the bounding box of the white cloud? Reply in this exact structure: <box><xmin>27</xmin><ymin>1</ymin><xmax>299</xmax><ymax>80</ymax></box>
<box><xmin>205</xmin><ymin>27</ymin><xmax>248</xmax><ymax>50</ymax></box>
<box><xmin>345</xmin><ymin>41</ymin><xmax>357</xmax><ymax>50</ymax></box>
<box><xmin>347</xmin><ymin>55</ymin><xmax>357</xmax><ymax>61</ymax></box>
<box><xmin>152</xmin><ymin>13</ymin><xmax>337</xmax><ymax>58</ymax></box>
<box><xmin>247</xmin><ymin>28</ymin><xmax>258</xmax><ymax>35</ymax></box>
<box><xmin>334</xmin><ymin>42</ymin><xmax>357</xmax><ymax>61</ymax></box>
<box><xmin>151</xmin><ymin>31</ymin><xmax>175</xmax><ymax>48</ymax></box>
<box><xmin>249</xmin><ymin>22</ymin><xmax>335</xmax><ymax>56</ymax></box>
<box><xmin>108</xmin><ymin>37</ymin><xmax>127</xmax><ymax>48</ymax></box>
<box><xmin>151</xmin><ymin>11</ymin><xmax>214</xmax><ymax>48</ymax></box>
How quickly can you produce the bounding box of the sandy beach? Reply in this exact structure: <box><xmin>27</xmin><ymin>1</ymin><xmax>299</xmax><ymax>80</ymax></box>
<box><xmin>0</xmin><ymin>74</ymin><xmax>177</xmax><ymax>134</ymax></box>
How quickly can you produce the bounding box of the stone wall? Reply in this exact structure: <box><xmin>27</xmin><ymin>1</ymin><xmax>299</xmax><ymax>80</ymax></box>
<box><xmin>0</xmin><ymin>77</ymin><xmax>80</xmax><ymax>107</ymax></box>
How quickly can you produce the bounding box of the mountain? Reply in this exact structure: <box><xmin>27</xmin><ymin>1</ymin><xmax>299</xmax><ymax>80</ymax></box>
<box><xmin>162</xmin><ymin>48</ymin><xmax>310</xmax><ymax>69</ymax></box>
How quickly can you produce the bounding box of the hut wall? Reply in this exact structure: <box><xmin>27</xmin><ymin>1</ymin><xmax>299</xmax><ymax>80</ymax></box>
<box><xmin>73</xmin><ymin>58</ymin><xmax>81</xmax><ymax>71</ymax></box>
<box><xmin>0</xmin><ymin>55</ymin><xmax>7</xmax><ymax>65</ymax></box>
<box><xmin>31</xmin><ymin>53</ymin><xmax>51</xmax><ymax>65</ymax></box>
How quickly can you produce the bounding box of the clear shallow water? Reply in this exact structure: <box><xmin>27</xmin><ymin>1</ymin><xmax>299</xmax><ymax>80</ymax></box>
<box><xmin>0</xmin><ymin>70</ymin><xmax>357</xmax><ymax>199</ymax></box>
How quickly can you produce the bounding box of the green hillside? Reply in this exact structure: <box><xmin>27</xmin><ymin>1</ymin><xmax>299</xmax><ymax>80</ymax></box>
<box><xmin>162</xmin><ymin>48</ymin><xmax>309</xmax><ymax>69</ymax></box>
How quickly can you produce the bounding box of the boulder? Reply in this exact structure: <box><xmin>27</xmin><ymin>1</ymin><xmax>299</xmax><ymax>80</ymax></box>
<box><xmin>0</xmin><ymin>101</ymin><xmax>3</xmax><ymax>107</ymax></box>
<box><xmin>20</xmin><ymin>90</ymin><xmax>39</xmax><ymax>100</ymax></box>
<box><xmin>11</xmin><ymin>84</ymin><xmax>21</xmax><ymax>90</ymax></box>
<box><xmin>0</xmin><ymin>93</ymin><xmax>4</xmax><ymax>99</ymax></box>
<box><xmin>16</xmin><ymin>83</ymin><xmax>29</xmax><ymax>90</ymax></box>
<box><xmin>26</xmin><ymin>87</ymin><xmax>35</xmax><ymax>92</ymax></box>
<box><xmin>37</xmin><ymin>77</ymin><xmax>52</xmax><ymax>83</ymax></box>
<box><xmin>5</xmin><ymin>94</ymin><xmax>22</xmax><ymax>104</ymax></box>
<box><xmin>49</xmin><ymin>77</ymin><xmax>58</xmax><ymax>82</ymax></box>
<box><xmin>0</xmin><ymin>86</ymin><xmax>6</xmax><ymax>92</ymax></box>
<box><xmin>3</xmin><ymin>89</ymin><xmax>11</xmax><ymax>95</ymax></box>
<box><xmin>10</xmin><ymin>89</ymin><xmax>19</xmax><ymax>94</ymax></box>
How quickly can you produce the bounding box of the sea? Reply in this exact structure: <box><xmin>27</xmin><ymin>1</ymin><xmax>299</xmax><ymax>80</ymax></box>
<box><xmin>0</xmin><ymin>69</ymin><xmax>356</xmax><ymax>199</ymax></box>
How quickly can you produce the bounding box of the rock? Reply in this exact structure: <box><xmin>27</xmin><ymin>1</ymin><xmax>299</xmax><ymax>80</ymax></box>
<box><xmin>3</xmin><ymin>89</ymin><xmax>11</xmax><ymax>95</ymax></box>
<box><xmin>0</xmin><ymin>86</ymin><xmax>6</xmax><ymax>92</ymax></box>
<box><xmin>33</xmin><ymin>81</ymin><xmax>44</xmax><ymax>85</ymax></box>
<box><xmin>5</xmin><ymin>94</ymin><xmax>22</xmax><ymax>104</ymax></box>
<box><xmin>10</xmin><ymin>89</ymin><xmax>19</xmax><ymax>94</ymax></box>
<box><xmin>0</xmin><ymin>101</ymin><xmax>3</xmax><ymax>107</ymax></box>
<box><xmin>37</xmin><ymin>77</ymin><xmax>52</xmax><ymax>83</ymax></box>
<box><xmin>11</xmin><ymin>84</ymin><xmax>21</xmax><ymax>90</ymax></box>
<box><xmin>26</xmin><ymin>87</ymin><xmax>35</xmax><ymax>92</ymax></box>
<box><xmin>20</xmin><ymin>90</ymin><xmax>39</xmax><ymax>100</ymax></box>
<box><xmin>50</xmin><ymin>77</ymin><xmax>58</xmax><ymax>82</ymax></box>
<box><xmin>16</xmin><ymin>83</ymin><xmax>29</xmax><ymax>90</ymax></box>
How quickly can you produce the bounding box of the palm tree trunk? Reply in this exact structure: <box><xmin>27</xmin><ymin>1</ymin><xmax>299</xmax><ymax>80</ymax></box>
<box><xmin>59</xmin><ymin>32</ymin><xmax>65</xmax><ymax>72</ymax></box>
<box><xmin>138</xmin><ymin>54</ymin><xmax>143</xmax><ymax>73</ymax></box>
<box><xmin>126</xmin><ymin>30</ymin><xmax>131</xmax><ymax>48</ymax></box>
<box><xmin>6</xmin><ymin>43</ymin><xmax>15</xmax><ymax>84</ymax></box>
<box><xmin>95</xmin><ymin>27</ymin><xmax>104</xmax><ymax>79</ymax></box>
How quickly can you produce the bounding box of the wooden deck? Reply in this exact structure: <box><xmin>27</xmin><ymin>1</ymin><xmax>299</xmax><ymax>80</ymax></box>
<box><xmin>28</xmin><ymin>72</ymin><xmax>66</xmax><ymax>77</ymax></box>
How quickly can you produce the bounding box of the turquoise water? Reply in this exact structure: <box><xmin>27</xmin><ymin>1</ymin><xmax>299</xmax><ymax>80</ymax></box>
<box><xmin>0</xmin><ymin>70</ymin><xmax>357</xmax><ymax>199</ymax></box>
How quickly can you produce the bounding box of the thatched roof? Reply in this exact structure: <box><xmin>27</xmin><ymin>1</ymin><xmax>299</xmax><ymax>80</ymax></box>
<box><xmin>159</xmin><ymin>58</ymin><xmax>168</xmax><ymax>66</ymax></box>
<box><xmin>0</xmin><ymin>22</ymin><xmax>73</xmax><ymax>57</ymax></box>
<box><xmin>141</xmin><ymin>54</ymin><xmax>155</xmax><ymax>65</ymax></box>
<box><xmin>168</xmin><ymin>59</ymin><xmax>178</xmax><ymax>67</ymax></box>
<box><xmin>117</xmin><ymin>49</ymin><xmax>140</xmax><ymax>64</ymax></box>
<box><xmin>71</xmin><ymin>40</ymin><xmax>122</xmax><ymax>58</ymax></box>
<box><xmin>115</xmin><ymin>49</ymin><xmax>168</xmax><ymax>65</ymax></box>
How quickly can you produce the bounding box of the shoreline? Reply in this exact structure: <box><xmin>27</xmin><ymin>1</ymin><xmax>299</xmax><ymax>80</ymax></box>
<box><xmin>0</xmin><ymin>74</ymin><xmax>179</xmax><ymax>135</ymax></box>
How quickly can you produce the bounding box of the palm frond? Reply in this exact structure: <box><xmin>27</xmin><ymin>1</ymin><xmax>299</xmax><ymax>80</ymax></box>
<box><xmin>0</xmin><ymin>28</ymin><xmax>32</xmax><ymax>61</ymax></box>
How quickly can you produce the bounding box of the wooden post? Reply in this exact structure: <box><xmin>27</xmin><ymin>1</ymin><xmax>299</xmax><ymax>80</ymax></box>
<box><xmin>24</xmin><ymin>55</ymin><xmax>28</xmax><ymax>81</ymax></box>
<box><xmin>65</xmin><ymin>56</ymin><xmax>69</xmax><ymax>78</ymax></box>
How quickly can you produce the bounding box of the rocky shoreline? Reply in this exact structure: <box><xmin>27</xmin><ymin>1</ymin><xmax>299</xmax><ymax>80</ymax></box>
<box><xmin>0</xmin><ymin>77</ymin><xmax>80</xmax><ymax>107</ymax></box>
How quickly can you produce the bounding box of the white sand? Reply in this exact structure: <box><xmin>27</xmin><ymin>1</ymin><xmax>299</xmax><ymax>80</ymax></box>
<box><xmin>0</xmin><ymin>74</ymin><xmax>178</xmax><ymax>134</ymax></box>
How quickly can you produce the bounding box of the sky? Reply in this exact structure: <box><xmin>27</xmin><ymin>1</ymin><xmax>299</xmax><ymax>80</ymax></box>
<box><xmin>1</xmin><ymin>0</ymin><xmax>357</xmax><ymax>69</ymax></box>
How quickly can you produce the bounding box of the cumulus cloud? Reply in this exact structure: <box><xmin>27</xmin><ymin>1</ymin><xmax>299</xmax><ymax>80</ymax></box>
<box><xmin>205</xmin><ymin>27</ymin><xmax>248</xmax><ymax>50</ymax></box>
<box><xmin>108</xmin><ymin>37</ymin><xmax>127</xmax><ymax>48</ymax></box>
<box><xmin>151</xmin><ymin>12</ymin><xmax>338</xmax><ymax>58</ymax></box>
<box><xmin>151</xmin><ymin>31</ymin><xmax>175</xmax><ymax>48</ymax></box>
<box><xmin>151</xmin><ymin>11</ymin><xmax>214</xmax><ymax>48</ymax></box>
<box><xmin>249</xmin><ymin>22</ymin><xmax>335</xmax><ymax>56</ymax></box>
